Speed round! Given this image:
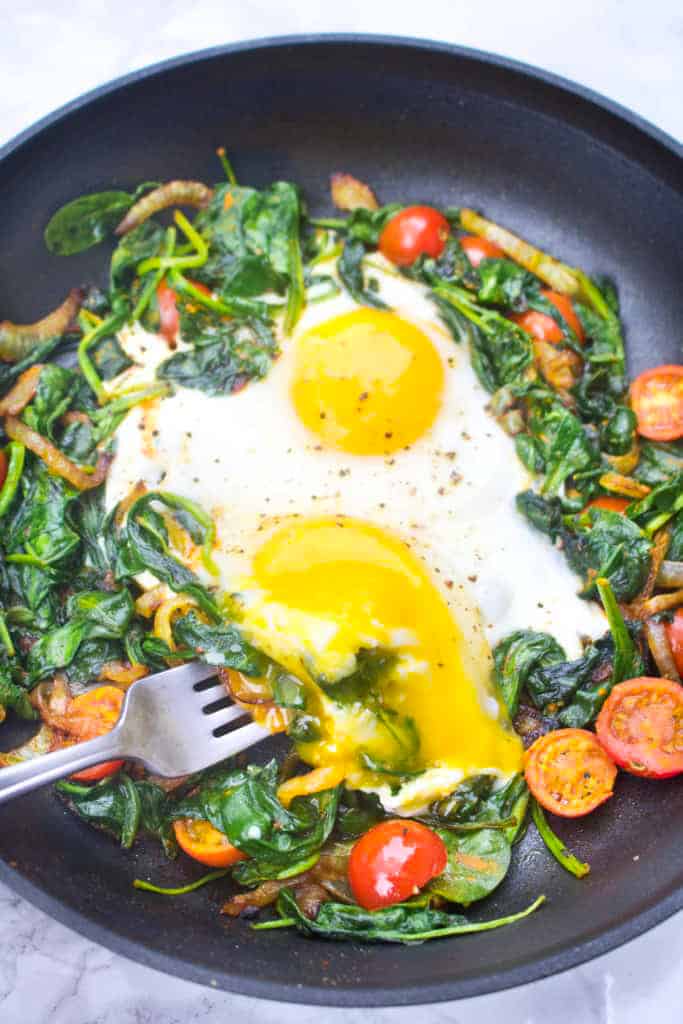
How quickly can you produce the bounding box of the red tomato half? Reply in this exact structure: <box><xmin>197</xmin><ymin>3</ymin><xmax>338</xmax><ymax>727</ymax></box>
<box><xmin>524</xmin><ymin>728</ymin><xmax>617</xmax><ymax>817</ymax></box>
<box><xmin>379</xmin><ymin>206</ymin><xmax>450</xmax><ymax>267</ymax></box>
<box><xmin>512</xmin><ymin>290</ymin><xmax>584</xmax><ymax>344</ymax></box>
<box><xmin>666</xmin><ymin>609</ymin><xmax>683</xmax><ymax>678</ymax></box>
<box><xmin>173</xmin><ymin>818</ymin><xmax>247</xmax><ymax>868</ymax></box>
<box><xmin>156</xmin><ymin>278</ymin><xmax>213</xmax><ymax>346</ymax></box>
<box><xmin>460</xmin><ymin>235</ymin><xmax>505</xmax><ymax>267</ymax></box>
<box><xmin>156</xmin><ymin>281</ymin><xmax>180</xmax><ymax>345</ymax></box>
<box><xmin>66</xmin><ymin>686</ymin><xmax>126</xmax><ymax>783</ymax></box>
<box><xmin>348</xmin><ymin>819</ymin><xmax>447</xmax><ymax>910</ymax></box>
<box><xmin>586</xmin><ymin>496</ymin><xmax>631</xmax><ymax>515</ymax></box>
<box><xmin>630</xmin><ymin>365</ymin><xmax>683</xmax><ymax>442</ymax></box>
<box><xmin>0</xmin><ymin>450</ymin><xmax>7</xmax><ymax>491</ymax></box>
<box><xmin>596</xmin><ymin>677</ymin><xmax>683</xmax><ymax>778</ymax></box>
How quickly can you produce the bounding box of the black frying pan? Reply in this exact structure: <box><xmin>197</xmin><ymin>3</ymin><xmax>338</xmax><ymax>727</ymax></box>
<box><xmin>0</xmin><ymin>36</ymin><xmax>681</xmax><ymax>1008</ymax></box>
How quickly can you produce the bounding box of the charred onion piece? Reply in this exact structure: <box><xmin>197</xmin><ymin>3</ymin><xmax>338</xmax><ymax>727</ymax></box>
<box><xmin>330</xmin><ymin>172</ymin><xmax>379</xmax><ymax>212</ymax></box>
<box><xmin>644</xmin><ymin>619</ymin><xmax>682</xmax><ymax>682</ymax></box>
<box><xmin>598</xmin><ymin>471</ymin><xmax>651</xmax><ymax>500</ymax></box>
<box><xmin>115</xmin><ymin>181</ymin><xmax>213</xmax><ymax>235</ymax></box>
<box><xmin>638</xmin><ymin>589</ymin><xmax>683</xmax><ymax>617</ymax></box>
<box><xmin>99</xmin><ymin>660</ymin><xmax>148</xmax><ymax>687</ymax></box>
<box><xmin>30</xmin><ymin>675</ymin><xmax>73</xmax><ymax>730</ymax></box>
<box><xmin>218</xmin><ymin>666</ymin><xmax>273</xmax><ymax>705</ymax></box>
<box><xmin>658</xmin><ymin>561</ymin><xmax>683</xmax><ymax>589</ymax></box>
<box><xmin>4</xmin><ymin>415</ymin><xmax>112</xmax><ymax>490</ymax></box>
<box><xmin>0</xmin><ymin>364</ymin><xmax>44</xmax><ymax>415</ymax></box>
<box><xmin>460</xmin><ymin>208</ymin><xmax>580</xmax><ymax>295</ymax></box>
<box><xmin>0</xmin><ymin>289</ymin><xmax>82</xmax><ymax>363</ymax></box>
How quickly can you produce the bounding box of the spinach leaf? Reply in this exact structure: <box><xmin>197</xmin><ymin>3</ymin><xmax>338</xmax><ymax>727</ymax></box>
<box><xmin>171</xmin><ymin>760</ymin><xmax>340</xmax><ymax>881</ymax></box>
<box><xmin>476</xmin><ymin>258</ymin><xmax>536</xmax><ymax>311</ymax></box>
<box><xmin>172</xmin><ymin>611</ymin><xmax>269</xmax><ymax>675</ymax></box>
<box><xmin>429</xmin><ymin>828</ymin><xmax>511</xmax><ymax>905</ymax></box>
<box><xmin>430</xmin><ymin>773</ymin><xmax>528</xmax><ymax>843</ymax></box>
<box><xmin>193</xmin><ymin>182</ymin><xmax>304</xmax><ymax>328</ymax></box>
<box><xmin>26</xmin><ymin>589</ymin><xmax>134</xmax><ymax>683</ymax></box>
<box><xmin>57</xmin><ymin>773</ymin><xmax>141</xmax><ymax>848</ymax></box>
<box><xmin>270</xmin><ymin>887</ymin><xmax>544</xmax><ymax>943</ymax></box>
<box><xmin>433</xmin><ymin>285</ymin><xmax>533</xmax><ymax>391</ymax></box>
<box><xmin>317</xmin><ymin>647</ymin><xmax>395</xmax><ymax>705</ymax></box>
<box><xmin>0</xmin><ymin>666</ymin><xmax>35</xmax><ymax>720</ymax></box>
<box><xmin>563</xmin><ymin>507</ymin><xmax>652</xmax><ymax>601</ymax></box>
<box><xmin>334</xmin><ymin>789</ymin><xmax>386</xmax><ymax>840</ymax></box>
<box><xmin>110</xmin><ymin>221</ymin><xmax>165</xmax><ymax>293</ymax></box>
<box><xmin>343</xmin><ymin>204</ymin><xmax>402</xmax><ymax>247</ymax></box>
<box><xmin>57</xmin><ymin>774</ymin><xmax>173</xmax><ymax>851</ymax></box>
<box><xmin>626</xmin><ymin>471</ymin><xmax>683</xmax><ymax>536</ymax></box>
<box><xmin>635</xmin><ymin>439</ymin><xmax>683</xmax><ymax>486</ymax></box>
<box><xmin>524</xmin><ymin>390</ymin><xmax>600</xmax><ymax>497</ymax></box>
<box><xmin>338</xmin><ymin>239</ymin><xmax>389</xmax><ymax>309</ymax></box>
<box><xmin>4</xmin><ymin>462</ymin><xmax>81</xmax><ymax>627</ymax></box>
<box><xmin>668</xmin><ymin>512</ymin><xmax>683</xmax><ymax>561</ymax></box>
<box><xmin>45</xmin><ymin>191</ymin><xmax>134</xmax><ymax>256</ymax></box>
<box><xmin>493</xmin><ymin>630</ymin><xmax>566</xmax><ymax>716</ymax></box>
<box><xmin>515</xmin><ymin>490</ymin><xmax>564</xmax><ymax>539</ymax></box>
<box><xmin>113</xmin><ymin>491</ymin><xmax>219</xmax><ymax>619</ymax></box>
<box><xmin>158</xmin><ymin>312</ymin><xmax>276</xmax><ymax>396</ymax></box>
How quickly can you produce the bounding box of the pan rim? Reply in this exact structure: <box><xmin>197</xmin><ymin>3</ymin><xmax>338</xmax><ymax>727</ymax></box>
<box><xmin>0</xmin><ymin>33</ymin><xmax>681</xmax><ymax>1007</ymax></box>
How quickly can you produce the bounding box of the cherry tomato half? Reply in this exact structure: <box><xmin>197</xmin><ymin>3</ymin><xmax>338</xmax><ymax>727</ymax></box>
<box><xmin>348</xmin><ymin>819</ymin><xmax>447</xmax><ymax>910</ymax></box>
<box><xmin>379</xmin><ymin>206</ymin><xmax>450</xmax><ymax>267</ymax></box>
<box><xmin>173</xmin><ymin>818</ymin><xmax>247</xmax><ymax>868</ymax></box>
<box><xmin>156</xmin><ymin>278</ymin><xmax>213</xmax><ymax>346</ymax></box>
<box><xmin>512</xmin><ymin>290</ymin><xmax>584</xmax><ymax>344</ymax></box>
<box><xmin>67</xmin><ymin>686</ymin><xmax>125</xmax><ymax>783</ymax></box>
<box><xmin>630</xmin><ymin>365</ymin><xmax>683</xmax><ymax>442</ymax></box>
<box><xmin>0</xmin><ymin>450</ymin><xmax>7</xmax><ymax>491</ymax></box>
<box><xmin>460</xmin><ymin>234</ymin><xmax>505</xmax><ymax>267</ymax></box>
<box><xmin>586</xmin><ymin>495</ymin><xmax>631</xmax><ymax>515</ymax></box>
<box><xmin>596</xmin><ymin>677</ymin><xmax>683</xmax><ymax>778</ymax></box>
<box><xmin>666</xmin><ymin>609</ymin><xmax>683</xmax><ymax>678</ymax></box>
<box><xmin>524</xmin><ymin>728</ymin><xmax>617</xmax><ymax>817</ymax></box>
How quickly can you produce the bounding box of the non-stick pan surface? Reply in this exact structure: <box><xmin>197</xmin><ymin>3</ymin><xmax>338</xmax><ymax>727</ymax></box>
<box><xmin>0</xmin><ymin>36</ymin><xmax>681</xmax><ymax>1007</ymax></box>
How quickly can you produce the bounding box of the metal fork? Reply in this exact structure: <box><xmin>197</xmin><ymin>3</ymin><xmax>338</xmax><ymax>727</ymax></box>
<box><xmin>0</xmin><ymin>661</ymin><xmax>270</xmax><ymax>804</ymax></box>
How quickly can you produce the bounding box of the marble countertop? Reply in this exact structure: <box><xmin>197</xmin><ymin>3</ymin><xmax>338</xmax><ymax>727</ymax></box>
<box><xmin>1</xmin><ymin>2</ymin><xmax>681</xmax><ymax>1021</ymax></box>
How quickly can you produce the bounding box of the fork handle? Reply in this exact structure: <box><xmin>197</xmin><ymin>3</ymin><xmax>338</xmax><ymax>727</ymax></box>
<box><xmin>0</xmin><ymin>730</ymin><xmax>125</xmax><ymax>804</ymax></box>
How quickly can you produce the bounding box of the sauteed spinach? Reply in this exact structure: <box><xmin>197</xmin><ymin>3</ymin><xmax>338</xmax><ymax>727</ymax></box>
<box><xmin>0</xmin><ymin>159</ymin><xmax>680</xmax><ymax>945</ymax></box>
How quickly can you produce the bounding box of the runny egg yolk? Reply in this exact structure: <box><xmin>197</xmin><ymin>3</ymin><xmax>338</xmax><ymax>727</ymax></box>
<box><xmin>240</xmin><ymin>517</ymin><xmax>522</xmax><ymax>796</ymax></box>
<box><xmin>290</xmin><ymin>309</ymin><xmax>444</xmax><ymax>454</ymax></box>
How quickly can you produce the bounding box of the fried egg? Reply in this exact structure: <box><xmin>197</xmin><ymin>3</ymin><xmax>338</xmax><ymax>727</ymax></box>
<box><xmin>106</xmin><ymin>258</ymin><xmax>606</xmax><ymax>811</ymax></box>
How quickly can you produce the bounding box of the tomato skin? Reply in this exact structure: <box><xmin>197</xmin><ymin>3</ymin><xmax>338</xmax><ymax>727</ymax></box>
<box><xmin>67</xmin><ymin>686</ymin><xmax>125</xmax><ymax>783</ymax></box>
<box><xmin>666</xmin><ymin>609</ymin><xmax>683</xmax><ymax>678</ymax></box>
<box><xmin>524</xmin><ymin>728</ymin><xmax>617</xmax><ymax>817</ymax></box>
<box><xmin>586</xmin><ymin>495</ymin><xmax>631</xmax><ymax>515</ymax></box>
<box><xmin>0</xmin><ymin>450</ymin><xmax>7</xmax><ymax>491</ymax></box>
<box><xmin>173</xmin><ymin>818</ymin><xmax>247</xmax><ymax>868</ymax></box>
<box><xmin>630</xmin><ymin>365</ymin><xmax>683</xmax><ymax>442</ymax></box>
<box><xmin>460</xmin><ymin>235</ymin><xmax>505</xmax><ymax>267</ymax></box>
<box><xmin>156</xmin><ymin>279</ymin><xmax>212</xmax><ymax>345</ymax></box>
<box><xmin>156</xmin><ymin>281</ymin><xmax>180</xmax><ymax>344</ymax></box>
<box><xmin>379</xmin><ymin>206</ymin><xmax>450</xmax><ymax>267</ymax></box>
<box><xmin>596</xmin><ymin>677</ymin><xmax>683</xmax><ymax>779</ymax></box>
<box><xmin>512</xmin><ymin>290</ymin><xmax>584</xmax><ymax>344</ymax></box>
<box><xmin>348</xmin><ymin>819</ymin><xmax>447</xmax><ymax>910</ymax></box>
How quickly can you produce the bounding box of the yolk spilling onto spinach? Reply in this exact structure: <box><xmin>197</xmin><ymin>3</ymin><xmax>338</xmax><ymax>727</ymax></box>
<box><xmin>238</xmin><ymin>516</ymin><xmax>523</xmax><ymax>798</ymax></box>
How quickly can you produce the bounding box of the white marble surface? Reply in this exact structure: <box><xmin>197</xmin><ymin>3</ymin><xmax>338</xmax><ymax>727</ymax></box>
<box><xmin>1</xmin><ymin>1</ymin><xmax>682</xmax><ymax>1020</ymax></box>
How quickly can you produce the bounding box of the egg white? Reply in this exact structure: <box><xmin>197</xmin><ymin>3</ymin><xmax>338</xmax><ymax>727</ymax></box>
<box><xmin>107</xmin><ymin>259</ymin><xmax>605</xmax><ymax>660</ymax></box>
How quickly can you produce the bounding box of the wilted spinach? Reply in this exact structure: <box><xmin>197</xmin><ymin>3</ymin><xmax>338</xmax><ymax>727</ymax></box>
<box><xmin>268</xmin><ymin>887</ymin><xmax>544</xmax><ymax>943</ymax></box>
<box><xmin>158</xmin><ymin>310</ymin><xmax>276</xmax><ymax>396</ymax></box>
<box><xmin>57</xmin><ymin>774</ymin><xmax>175</xmax><ymax>852</ymax></box>
<box><xmin>172</xmin><ymin>611</ymin><xmax>269</xmax><ymax>675</ymax></box>
<box><xmin>45</xmin><ymin>184</ymin><xmax>157</xmax><ymax>256</ymax></box>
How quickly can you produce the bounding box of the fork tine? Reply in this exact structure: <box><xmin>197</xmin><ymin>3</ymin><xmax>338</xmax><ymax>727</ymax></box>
<box><xmin>207</xmin><ymin>704</ymin><xmax>250</xmax><ymax>732</ymax></box>
<box><xmin>212</xmin><ymin>720</ymin><xmax>270</xmax><ymax>758</ymax></box>
<box><xmin>194</xmin><ymin>683</ymin><xmax>228</xmax><ymax>706</ymax></box>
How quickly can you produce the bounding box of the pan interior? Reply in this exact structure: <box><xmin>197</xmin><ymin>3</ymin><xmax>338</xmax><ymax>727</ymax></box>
<box><xmin>0</xmin><ymin>36</ymin><xmax>681</xmax><ymax>1007</ymax></box>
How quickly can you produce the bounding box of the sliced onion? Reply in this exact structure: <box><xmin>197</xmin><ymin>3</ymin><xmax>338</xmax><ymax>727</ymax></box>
<box><xmin>115</xmin><ymin>181</ymin><xmax>213</xmax><ymax>235</ymax></box>
<box><xmin>644</xmin><ymin>619</ymin><xmax>682</xmax><ymax>682</ymax></box>
<box><xmin>0</xmin><ymin>289</ymin><xmax>82</xmax><ymax>362</ymax></box>
<box><xmin>0</xmin><ymin>364</ymin><xmax>43</xmax><ymax>414</ymax></box>
<box><xmin>657</xmin><ymin>561</ymin><xmax>683</xmax><ymax>589</ymax></box>
<box><xmin>330</xmin><ymin>172</ymin><xmax>378</xmax><ymax>212</ymax></box>
<box><xmin>4</xmin><ymin>415</ymin><xmax>112</xmax><ymax>490</ymax></box>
